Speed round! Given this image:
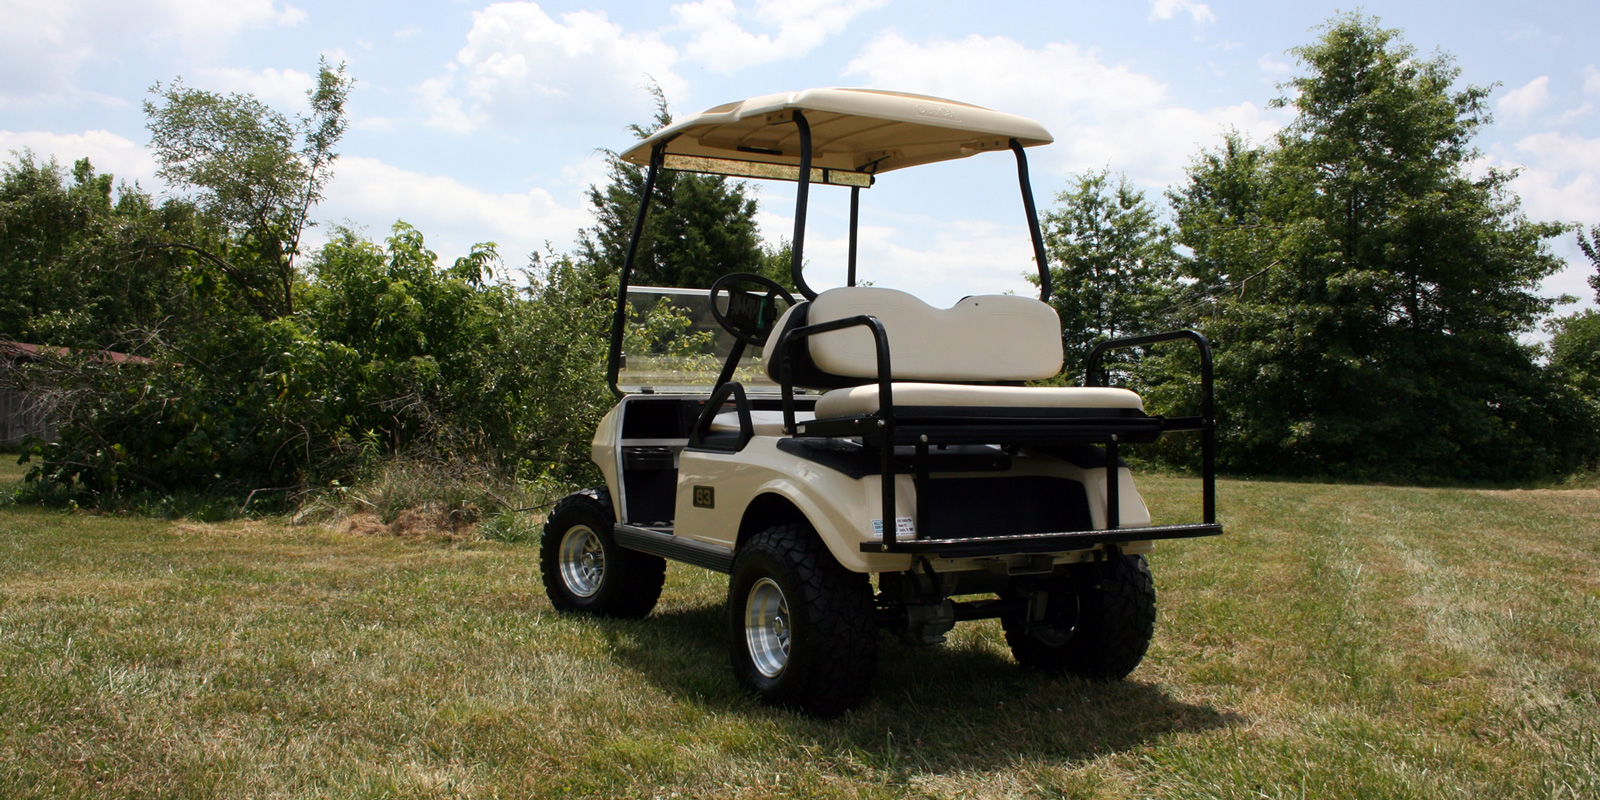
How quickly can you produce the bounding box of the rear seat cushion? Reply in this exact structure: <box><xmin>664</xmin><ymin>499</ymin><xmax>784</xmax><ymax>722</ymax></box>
<box><xmin>762</xmin><ymin>287</ymin><xmax>1064</xmax><ymax>385</ymax></box>
<box><xmin>814</xmin><ymin>383</ymin><xmax>1144</xmax><ymax>419</ymax></box>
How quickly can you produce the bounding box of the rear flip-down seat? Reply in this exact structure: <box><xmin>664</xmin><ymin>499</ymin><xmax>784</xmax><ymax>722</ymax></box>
<box><xmin>766</xmin><ymin>286</ymin><xmax>1157</xmax><ymax>438</ymax></box>
<box><xmin>813</xmin><ymin>383</ymin><xmax>1144</xmax><ymax>418</ymax></box>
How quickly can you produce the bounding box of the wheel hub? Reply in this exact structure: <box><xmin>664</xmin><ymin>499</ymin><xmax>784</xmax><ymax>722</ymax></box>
<box><xmin>745</xmin><ymin>577</ymin><xmax>791</xmax><ymax>678</ymax></box>
<box><xmin>558</xmin><ymin>524</ymin><xmax>605</xmax><ymax>598</ymax></box>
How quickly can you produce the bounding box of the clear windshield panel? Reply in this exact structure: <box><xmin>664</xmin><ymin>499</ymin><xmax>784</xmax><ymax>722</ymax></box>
<box><xmin>618</xmin><ymin>287</ymin><xmax>783</xmax><ymax>394</ymax></box>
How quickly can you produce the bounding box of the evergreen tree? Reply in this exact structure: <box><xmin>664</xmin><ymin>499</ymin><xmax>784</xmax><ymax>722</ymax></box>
<box><xmin>577</xmin><ymin>86</ymin><xmax>767</xmax><ymax>289</ymax></box>
<box><xmin>1042</xmin><ymin>170</ymin><xmax>1181</xmax><ymax>376</ymax></box>
<box><xmin>1170</xmin><ymin>14</ymin><xmax>1593</xmax><ymax>480</ymax></box>
<box><xmin>1547</xmin><ymin>226</ymin><xmax>1600</xmax><ymax>428</ymax></box>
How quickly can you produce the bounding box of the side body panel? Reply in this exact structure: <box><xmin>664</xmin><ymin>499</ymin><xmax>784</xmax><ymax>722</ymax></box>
<box><xmin>591</xmin><ymin>403</ymin><xmax>624</xmax><ymax>520</ymax></box>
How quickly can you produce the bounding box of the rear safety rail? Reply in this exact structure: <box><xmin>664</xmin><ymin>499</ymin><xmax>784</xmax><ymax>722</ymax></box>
<box><xmin>1086</xmin><ymin>330</ymin><xmax>1217</xmax><ymax>528</ymax></box>
<box><xmin>776</xmin><ymin>316</ymin><xmax>1222</xmax><ymax>551</ymax></box>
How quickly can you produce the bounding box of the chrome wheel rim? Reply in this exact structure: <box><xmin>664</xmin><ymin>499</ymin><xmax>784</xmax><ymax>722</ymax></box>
<box><xmin>558</xmin><ymin>524</ymin><xmax>605</xmax><ymax>598</ymax></box>
<box><xmin>744</xmin><ymin>577</ymin><xmax>791</xmax><ymax>678</ymax></box>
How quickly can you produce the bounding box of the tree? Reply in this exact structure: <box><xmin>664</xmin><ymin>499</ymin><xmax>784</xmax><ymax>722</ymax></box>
<box><xmin>144</xmin><ymin>59</ymin><xmax>351</xmax><ymax>318</ymax></box>
<box><xmin>1041</xmin><ymin>170</ymin><xmax>1181</xmax><ymax>376</ymax></box>
<box><xmin>0</xmin><ymin>154</ymin><xmax>114</xmax><ymax>342</ymax></box>
<box><xmin>577</xmin><ymin>85</ymin><xmax>768</xmax><ymax>289</ymax></box>
<box><xmin>1547</xmin><ymin>226</ymin><xmax>1600</xmax><ymax>435</ymax></box>
<box><xmin>1579</xmin><ymin>224</ymin><xmax>1600</xmax><ymax>297</ymax></box>
<box><xmin>0</xmin><ymin>154</ymin><xmax>231</xmax><ymax>350</ymax></box>
<box><xmin>1168</xmin><ymin>14</ymin><xmax>1594</xmax><ymax>481</ymax></box>
<box><xmin>1549</xmin><ymin>311</ymin><xmax>1600</xmax><ymax>409</ymax></box>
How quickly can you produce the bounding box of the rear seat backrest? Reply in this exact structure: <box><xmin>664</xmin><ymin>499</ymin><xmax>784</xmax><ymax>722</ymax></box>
<box><xmin>762</xmin><ymin>286</ymin><xmax>1064</xmax><ymax>385</ymax></box>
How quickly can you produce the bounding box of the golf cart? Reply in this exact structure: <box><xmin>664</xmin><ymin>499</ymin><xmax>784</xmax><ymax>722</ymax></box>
<box><xmin>542</xmin><ymin>88</ymin><xmax>1222</xmax><ymax>717</ymax></box>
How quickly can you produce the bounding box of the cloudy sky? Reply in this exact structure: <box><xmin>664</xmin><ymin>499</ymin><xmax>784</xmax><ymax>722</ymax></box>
<box><xmin>3</xmin><ymin>0</ymin><xmax>1597</xmax><ymax>310</ymax></box>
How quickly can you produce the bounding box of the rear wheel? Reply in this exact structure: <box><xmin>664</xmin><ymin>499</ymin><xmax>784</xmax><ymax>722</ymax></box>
<box><xmin>1003</xmin><ymin>553</ymin><xmax>1155</xmax><ymax>679</ymax></box>
<box><xmin>541</xmin><ymin>489</ymin><xmax>665</xmax><ymax>618</ymax></box>
<box><xmin>728</xmin><ymin>523</ymin><xmax>877</xmax><ymax>718</ymax></box>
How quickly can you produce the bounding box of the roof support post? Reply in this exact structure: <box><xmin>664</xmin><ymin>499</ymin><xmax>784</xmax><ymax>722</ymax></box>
<box><xmin>1010</xmin><ymin>138</ymin><xmax>1051</xmax><ymax>303</ymax></box>
<box><xmin>790</xmin><ymin>110</ymin><xmax>818</xmax><ymax>300</ymax></box>
<box><xmin>847</xmin><ymin>185</ymin><xmax>860</xmax><ymax>287</ymax></box>
<box><xmin>606</xmin><ymin>143</ymin><xmax>666</xmax><ymax>396</ymax></box>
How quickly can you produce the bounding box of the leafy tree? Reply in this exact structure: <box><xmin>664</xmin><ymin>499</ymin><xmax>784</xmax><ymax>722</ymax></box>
<box><xmin>11</xmin><ymin>62</ymin><xmax>633</xmax><ymax>503</ymax></box>
<box><xmin>144</xmin><ymin>59</ymin><xmax>351</xmax><ymax>318</ymax></box>
<box><xmin>1041</xmin><ymin>170</ymin><xmax>1181</xmax><ymax>376</ymax></box>
<box><xmin>1547</xmin><ymin>226</ymin><xmax>1600</xmax><ymax>434</ymax></box>
<box><xmin>1579</xmin><ymin>224</ymin><xmax>1600</xmax><ymax>296</ymax></box>
<box><xmin>18</xmin><ymin>221</ymin><xmax>574</xmax><ymax>501</ymax></box>
<box><xmin>514</xmin><ymin>251</ymin><xmax>614</xmax><ymax>479</ymax></box>
<box><xmin>0</xmin><ymin>155</ymin><xmax>115</xmax><ymax>341</ymax></box>
<box><xmin>578</xmin><ymin>85</ymin><xmax>768</xmax><ymax>289</ymax></box>
<box><xmin>1168</xmin><ymin>14</ymin><xmax>1594</xmax><ymax>481</ymax></box>
<box><xmin>0</xmin><ymin>154</ymin><xmax>236</xmax><ymax>351</ymax></box>
<box><xmin>1549</xmin><ymin>311</ymin><xmax>1600</xmax><ymax>409</ymax></box>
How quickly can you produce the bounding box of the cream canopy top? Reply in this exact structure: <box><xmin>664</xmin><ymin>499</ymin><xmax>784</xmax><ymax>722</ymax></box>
<box><xmin>619</xmin><ymin>88</ymin><xmax>1054</xmax><ymax>186</ymax></box>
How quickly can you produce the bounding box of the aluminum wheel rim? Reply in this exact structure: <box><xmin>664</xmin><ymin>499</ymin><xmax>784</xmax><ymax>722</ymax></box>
<box><xmin>558</xmin><ymin>524</ymin><xmax>605</xmax><ymax>598</ymax></box>
<box><xmin>744</xmin><ymin>577</ymin><xmax>791</xmax><ymax>678</ymax></box>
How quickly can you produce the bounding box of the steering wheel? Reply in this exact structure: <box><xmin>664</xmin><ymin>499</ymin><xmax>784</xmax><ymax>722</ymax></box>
<box><xmin>709</xmin><ymin>272</ymin><xmax>796</xmax><ymax>347</ymax></box>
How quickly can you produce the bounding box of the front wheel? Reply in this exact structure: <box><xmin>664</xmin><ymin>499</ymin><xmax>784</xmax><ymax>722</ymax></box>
<box><xmin>540</xmin><ymin>489</ymin><xmax>665</xmax><ymax>619</ymax></box>
<box><xmin>728</xmin><ymin>523</ymin><xmax>877</xmax><ymax>718</ymax></box>
<box><xmin>1003</xmin><ymin>553</ymin><xmax>1155</xmax><ymax>680</ymax></box>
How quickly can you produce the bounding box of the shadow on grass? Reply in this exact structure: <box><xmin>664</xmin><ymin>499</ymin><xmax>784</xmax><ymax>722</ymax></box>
<box><xmin>601</xmin><ymin>601</ymin><xmax>1244</xmax><ymax>773</ymax></box>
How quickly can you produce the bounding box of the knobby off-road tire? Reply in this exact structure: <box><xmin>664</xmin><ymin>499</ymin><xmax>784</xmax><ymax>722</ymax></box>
<box><xmin>1003</xmin><ymin>553</ymin><xmax>1155</xmax><ymax>680</ymax></box>
<box><xmin>541</xmin><ymin>489</ymin><xmax>665</xmax><ymax>619</ymax></box>
<box><xmin>728</xmin><ymin>523</ymin><xmax>877</xmax><ymax>718</ymax></box>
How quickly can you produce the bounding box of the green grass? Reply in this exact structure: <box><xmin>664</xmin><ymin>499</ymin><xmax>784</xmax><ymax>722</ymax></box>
<box><xmin>1</xmin><ymin>477</ymin><xmax>1596</xmax><ymax>798</ymax></box>
<box><xmin>0</xmin><ymin>453</ymin><xmax>28</xmax><ymax>485</ymax></box>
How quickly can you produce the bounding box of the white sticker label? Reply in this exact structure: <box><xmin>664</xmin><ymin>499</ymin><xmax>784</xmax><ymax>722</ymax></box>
<box><xmin>870</xmin><ymin>517</ymin><xmax>916</xmax><ymax>540</ymax></box>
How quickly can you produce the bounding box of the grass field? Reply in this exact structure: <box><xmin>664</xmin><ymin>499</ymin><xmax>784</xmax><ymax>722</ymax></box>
<box><xmin>1</xmin><ymin>472</ymin><xmax>1596</xmax><ymax>799</ymax></box>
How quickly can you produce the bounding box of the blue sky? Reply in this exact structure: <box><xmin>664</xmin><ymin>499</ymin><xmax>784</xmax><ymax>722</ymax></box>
<box><xmin>3</xmin><ymin>0</ymin><xmax>1597</xmax><ymax>311</ymax></box>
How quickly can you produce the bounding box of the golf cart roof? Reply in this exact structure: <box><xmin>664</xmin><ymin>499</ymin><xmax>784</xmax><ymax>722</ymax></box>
<box><xmin>619</xmin><ymin>88</ymin><xmax>1054</xmax><ymax>186</ymax></box>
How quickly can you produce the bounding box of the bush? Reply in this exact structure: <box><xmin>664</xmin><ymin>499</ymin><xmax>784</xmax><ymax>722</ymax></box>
<box><xmin>17</xmin><ymin>224</ymin><xmax>616</xmax><ymax>509</ymax></box>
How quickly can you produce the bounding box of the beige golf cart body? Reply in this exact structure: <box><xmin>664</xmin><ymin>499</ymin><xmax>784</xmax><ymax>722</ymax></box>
<box><xmin>542</xmin><ymin>88</ymin><xmax>1221</xmax><ymax>716</ymax></box>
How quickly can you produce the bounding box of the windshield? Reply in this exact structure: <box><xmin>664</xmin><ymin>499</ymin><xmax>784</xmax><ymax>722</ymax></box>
<box><xmin>618</xmin><ymin>287</ymin><xmax>786</xmax><ymax>394</ymax></box>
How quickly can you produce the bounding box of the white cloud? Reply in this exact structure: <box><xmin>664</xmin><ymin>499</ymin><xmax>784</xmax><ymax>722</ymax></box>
<box><xmin>418</xmin><ymin>3</ymin><xmax>683</xmax><ymax>134</ymax></box>
<box><xmin>1584</xmin><ymin>65</ymin><xmax>1600</xmax><ymax>95</ymax></box>
<box><xmin>394</xmin><ymin>24</ymin><xmax>423</xmax><ymax>41</ymax></box>
<box><xmin>322</xmin><ymin>156</ymin><xmax>593</xmax><ymax>266</ymax></box>
<box><xmin>1498</xmin><ymin>75</ymin><xmax>1551</xmax><ymax>120</ymax></box>
<box><xmin>843</xmin><ymin>32</ymin><xmax>1285</xmax><ymax>190</ymax></box>
<box><xmin>1554</xmin><ymin>102</ymin><xmax>1594</xmax><ymax>126</ymax></box>
<box><xmin>560</xmin><ymin>153</ymin><xmax>612</xmax><ymax>200</ymax></box>
<box><xmin>0</xmin><ymin>129</ymin><xmax>159</xmax><ymax>187</ymax></box>
<box><xmin>0</xmin><ymin>0</ymin><xmax>306</xmax><ymax>103</ymax></box>
<box><xmin>1503</xmin><ymin>133</ymin><xmax>1600</xmax><ymax>313</ymax></box>
<box><xmin>1257</xmin><ymin>54</ymin><xmax>1292</xmax><ymax>77</ymax></box>
<box><xmin>1485</xmin><ymin>131</ymin><xmax>1600</xmax><ymax>312</ymax></box>
<box><xmin>141</xmin><ymin>0</ymin><xmax>304</xmax><ymax>41</ymax></box>
<box><xmin>1148</xmin><ymin>0</ymin><xmax>1216</xmax><ymax>26</ymax></box>
<box><xmin>1513</xmin><ymin>131</ymin><xmax>1600</xmax><ymax>186</ymax></box>
<box><xmin>192</xmin><ymin>67</ymin><xmax>316</xmax><ymax>110</ymax></box>
<box><xmin>673</xmin><ymin>0</ymin><xmax>887</xmax><ymax>74</ymax></box>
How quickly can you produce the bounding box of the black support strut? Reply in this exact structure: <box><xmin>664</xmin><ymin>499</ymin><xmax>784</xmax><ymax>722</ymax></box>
<box><xmin>1011</xmin><ymin>138</ymin><xmax>1051</xmax><ymax>303</ymax></box>
<box><xmin>606</xmin><ymin>143</ymin><xmax>667</xmax><ymax>397</ymax></box>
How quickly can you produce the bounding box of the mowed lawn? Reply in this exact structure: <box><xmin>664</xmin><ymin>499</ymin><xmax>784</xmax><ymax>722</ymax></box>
<box><xmin>1</xmin><ymin>463</ymin><xmax>1597</xmax><ymax>799</ymax></box>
